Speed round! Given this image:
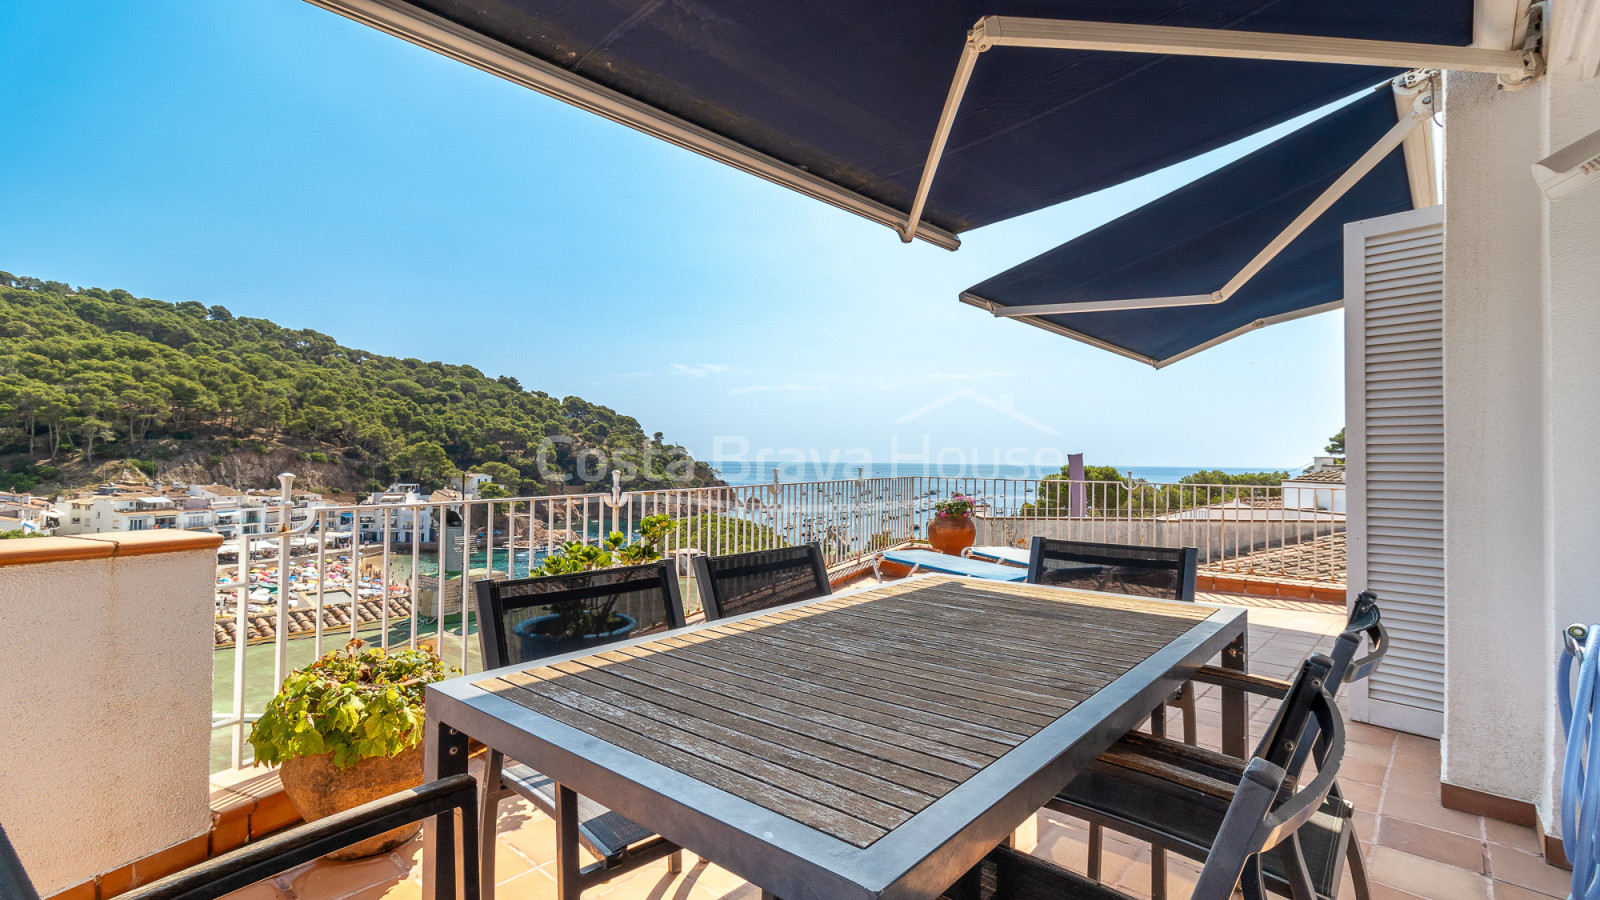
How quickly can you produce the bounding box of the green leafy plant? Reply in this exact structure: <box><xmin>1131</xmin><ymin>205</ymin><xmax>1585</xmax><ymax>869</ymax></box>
<box><xmin>247</xmin><ymin>639</ymin><xmax>460</xmax><ymax>769</ymax></box>
<box><xmin>528</xmin><ymin>514</ymin><xmax>673</xmax><ymax>638</ymax></box>
<box><xmin>536</xmin><ymin>515</ymin><xmax>670</xmax><ymax>576</ymax></box>
<box><xmin>933</xmin><ymin>494</ymin><xmax>976</xmax><ymax>518</ymax></box>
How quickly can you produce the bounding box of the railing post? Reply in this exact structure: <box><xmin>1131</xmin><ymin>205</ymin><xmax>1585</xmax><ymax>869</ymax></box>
<box><xmin>273</xmin><ymin>472</ymin><xmax>294</xmax><ymax>692</ymax></box>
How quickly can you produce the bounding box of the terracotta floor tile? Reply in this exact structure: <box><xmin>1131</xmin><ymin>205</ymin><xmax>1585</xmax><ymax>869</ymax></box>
<box><xmin>387</xmin><ymin>832</ymin><xmax>535</xmax><ymax>887</ymax></box>
<box><xmin>491</xmin><ymin>868</ymin><xmax>559</xmax><ymax>900</ymax></box>
<box><xmin>1341</xmin><ymin>780</ymin><xmax>1383</xmax><ymax>814</ymax></box>
<box><xmin>685</xmin><ymin>860</ymin><xmax>762</xmax><ymax>898</ymax></box>
<box><xmin>1366</xmin><ymin>846</ymin><xmax>1489</xmax><ymax>900</ymax></box>
<box><xmin>1366</xmin><ymin>884</ymin><xmax>1428</xmax><ymax>900</ymax></box>
<box><xmin>1345</xmin><ymin>742</ymin><xmax>1396</xmax><ymax>766</ymax></box>
<box><xmin>1384</xmin><ymin>765</ymin><xmax>1443</xmax><ymax>799</ymax></box>
<box><xmin>1347</xmin><ymin>722</ymin><xmax>1400</xmax><ymax>747</ymax></box>
<box><xmin>1483</xmin><ymin>817</ymin><xmax>1542</xmax><ymax>855</ymax></box>
<box><xmin>1487</xmin><ymin>844</ymin><xmax>1572</xmax><ymax>896</ymax></box>
<box><xmin>1352</xmin><ymin>809</ymin><xmax>1377</xmax><ymax>844</ymax></box>
<box><xmin>1375</xmin><ymin>817</ymin><xmax>1486</xmax><ymax>873</ymax></box>
<box><xmin>1389</xmin><ymin>745</ymin><xmax>1442</xmax><ymax>777</ymax></box>
<box><xmin>287</xmin><ymin>854</ymin><xmax>405</xmax><ymax>900</ymax></box>
<box><xmin>1492</xmin><ymin>879</ymin><xmax>1568</xmax><ymax>899</ymax></box>
<box><xmin>1338</xmin><ymin>757</ymin><xmax>1389</xmax><ymax>787</ymax></box>
<box><xmin>343</xmin><ymin>878</ymin><xmax>421</xmax><ymax>900</ymax></box>
<box><xmin>1380</xmin><ymin>791</ymin><xmax>1484</xmax><ymax>837</ymax></box>
<box><xmin>494</xmin><ymin>814</ymin><xmax>598</xmax><ymax>869</ymax></box>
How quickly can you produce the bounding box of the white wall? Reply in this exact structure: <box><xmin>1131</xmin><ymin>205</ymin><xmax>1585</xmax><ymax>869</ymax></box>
<box><xmin>0</xmin><ymin>535</ymin><xmax>217</xmax><ymax>895</ymax></box>
<box><xmin>1441</xmin><ymin>52</ymin><xmax>1600</xmax><ymax>836</ymax></box>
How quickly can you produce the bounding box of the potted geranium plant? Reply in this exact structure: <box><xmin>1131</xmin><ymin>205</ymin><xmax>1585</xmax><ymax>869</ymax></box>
<box><xmin>248</xmin><ymin>638</ymin><xmax>460</xmax><ymax>859</ymax></box>
<box><xmin>928</xmin><ymin>494</ymin><xmax>978</xmax><ymax>555</ymax></box>
<box><xmin>514</xmin><ymin>515</ymin><xmax>670</xmax><ymax>658</ymax></box>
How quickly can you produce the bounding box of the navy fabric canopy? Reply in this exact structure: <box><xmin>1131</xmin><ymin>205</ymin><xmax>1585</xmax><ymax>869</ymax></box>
<box><xmin>960</xmin><ymin>88</ymin><xmax>1416</xmax><ymax>367</ymax></box>
<box><xmin>370</xmin><ymin>1</ymin><xmax>1468</xmax><ymax>239</ymax></box>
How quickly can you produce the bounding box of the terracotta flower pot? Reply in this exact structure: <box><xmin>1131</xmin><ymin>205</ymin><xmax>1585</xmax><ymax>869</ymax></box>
<box><xmin>927</xmin><ymin>515</ymin><xmax>977</xmax><ymax>556</ymax></box>
<box><xmin>278</xmin><ymin>744</ymin><xmax>424</xmax><ymax>859</ymax></box>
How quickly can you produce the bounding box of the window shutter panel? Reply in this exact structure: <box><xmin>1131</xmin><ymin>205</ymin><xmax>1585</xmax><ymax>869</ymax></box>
<box><xmin>1344</xmin><ymin>204</ymin><xmax>1445</xmax><ymax>738</ymax></box>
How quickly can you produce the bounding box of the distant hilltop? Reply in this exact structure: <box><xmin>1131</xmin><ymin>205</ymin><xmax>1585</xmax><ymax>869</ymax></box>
<box><xmin>0</xmin><ymin>272</ymin><xmax>721</xmax><ymax>497</ymax></box>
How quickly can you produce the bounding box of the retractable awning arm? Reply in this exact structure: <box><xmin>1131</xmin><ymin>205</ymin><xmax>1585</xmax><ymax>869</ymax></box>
<box><xmin>971</xmin><ymin>75</ymin><xmax>1437</xmax><ymax>317</ymax></box>
<box><xmin>901</xmin><ymin>14</ymin><xmax>1542</xmax><ymax>242</ymax></box>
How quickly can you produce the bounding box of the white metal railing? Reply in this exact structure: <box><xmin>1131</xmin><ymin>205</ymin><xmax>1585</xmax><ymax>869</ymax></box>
<box><xmin>209</xmin><ymin>472</ymin><xmax>1343</xmax><ymax>771</ymax></box>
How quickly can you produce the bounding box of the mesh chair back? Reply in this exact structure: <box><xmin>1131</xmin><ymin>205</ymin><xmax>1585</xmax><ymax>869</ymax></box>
<box><xmin>474</xmin><ymin>562</ymin><xmax>686</xmax><ymax>670</ymax></box>
<box><xmin>1194</xmin><ymin>660</ymin><xmax>1346</xmax><ymax>900</ymax></box>
<box><xmin>693</xmin><ymin>544</ymin><xmax>831</xmax><ymax>620</ymax></box>
<box><xmin>1025</xmin><ymin>537</ymin><xmax>1198</xmax><ymax>601</ymax></box>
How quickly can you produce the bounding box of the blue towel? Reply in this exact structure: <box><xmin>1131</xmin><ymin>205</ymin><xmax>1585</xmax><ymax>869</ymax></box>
<box><xmin>881</xmin><ymin>549</ymin><xmax>1028</xmax><ymax>582</ymax></box>
<box><xmin>964</xmin><ymin>545</ymin><xmax>1031</xmax><ymax>567</ymax></box>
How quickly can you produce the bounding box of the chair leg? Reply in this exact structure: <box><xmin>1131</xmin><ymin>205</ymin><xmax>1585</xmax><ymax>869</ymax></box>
<box><xmin>1178</xmin><ymin>683</ymin><xmax>1198</xmax><ymax>746</ymax></box>
<box><xmin>1150</xmin><ymin>706</ymin><xmax>1167</xmax><ymax>739</ymax></box>
<box><xmin>555</xmin><ymin>784</ymin><xmax>583</xmax><ymax>900</ymax></box>
<box><xmin>478</xmin><ymin>751</ymin><xmax>504</xmax><ymax>900</ymax></box>
<box><xmin>668</xmin><ymin>849</ymin><xmax>684</xmax><ymax>874</ymax></box>
<box><xmin>1150</xmin><ymin>845</ymin><xmax>1166</xmax><ymax>900</ymax></box>
<box><xmin>1346</xmin><ymin>836</ymin><xmax>1373</xmax><ymax>900</ymax></box>
<box><xmin>460</xmin><ymin>788</ymin><xmax>482</xmax><ymax>900</ymax></box>
<box><xmin>1240</xmin><ymin>856</ymin><xmax>1268</xmax><ymax>900</ymax></box>
<box><xmin>1087</xmin><ymin>823</ymin><xmax>1104</xmax><ymax>881</ymax></box>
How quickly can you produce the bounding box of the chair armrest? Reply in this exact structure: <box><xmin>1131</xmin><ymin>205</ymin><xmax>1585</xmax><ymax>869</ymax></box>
<box><xmin>1095</xmin><ymin>746</ymin><xmax>1239</xmax><ymax>801</ymax></box>
<box><xmin>121</xmin><ymin>775</ymin><xmax>478</xmax><ymax>900</ymax></box>
<box><xmin>1190</xmin><ymin>665</ymin><xmax>1292</xmax><ymax>698</ymax></box>
<box><xmin>1112</xmin><ymin>732</ymin><xmax>1249</xmax><ymax>774</ymax></box>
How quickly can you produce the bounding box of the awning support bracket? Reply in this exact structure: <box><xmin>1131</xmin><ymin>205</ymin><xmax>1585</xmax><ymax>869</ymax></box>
<box><xmin>985</xmin><ymin>77</ymin><xmax>1434</xmax><ymax>317</ymax></box>
<box><xmin>901</xmin><ymin>14</ymin><xmax>1541</xmax><ymax>242</ymax></box>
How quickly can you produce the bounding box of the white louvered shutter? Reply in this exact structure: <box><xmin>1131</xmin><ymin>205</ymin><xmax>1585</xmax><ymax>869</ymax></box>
<box><xmin>1343</xmin><ymin>204</ymin><xmax>1445</xmax><ymax>738</ymax></box>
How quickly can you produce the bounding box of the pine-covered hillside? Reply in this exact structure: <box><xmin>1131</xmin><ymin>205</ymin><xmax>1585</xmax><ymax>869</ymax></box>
<box><xmin>0</xmin><ymin>272</ymin><xmax>719</xmax><ymax>495</ymax></box>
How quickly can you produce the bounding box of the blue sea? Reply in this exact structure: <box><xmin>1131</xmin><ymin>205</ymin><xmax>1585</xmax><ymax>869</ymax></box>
<box><xmin>709</xmin><ymin>461</ymin><xmax>1291</xmax><ymax>487</ymax></box>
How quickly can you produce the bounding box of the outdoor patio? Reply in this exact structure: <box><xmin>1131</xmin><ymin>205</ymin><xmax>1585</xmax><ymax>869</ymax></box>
<box><xmin>217</xmin><ymin>593</ymin><xmax>1570</xmax><ymax>900</ymax></box>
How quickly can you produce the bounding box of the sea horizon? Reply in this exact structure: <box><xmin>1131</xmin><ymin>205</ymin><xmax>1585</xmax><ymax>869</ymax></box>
<box><xmin>709</xmin><ymin>460</ymin><xmax>1300</xmax><ymax>487</ymax></box>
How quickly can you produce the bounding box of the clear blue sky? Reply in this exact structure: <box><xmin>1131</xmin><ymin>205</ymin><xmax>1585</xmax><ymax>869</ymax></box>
<box><xmin>0</xmin><ymin>0</ymin><xmax>1349</xmax><ymax>472</ymax></box>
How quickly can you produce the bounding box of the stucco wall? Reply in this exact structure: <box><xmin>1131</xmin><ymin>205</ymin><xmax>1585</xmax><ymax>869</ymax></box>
<box><xmin>1442</xmin><ymin>57</ymin><xmax>1600</xmax><ymax>836</ymax></box>
<box><xmin>0</xmin><ymin>534</ymin><xmax>218</xmax><ymax>895</ymax></box>
<box><xmin>1441</xmin><ymin>68</ymin><xmax>1554</xmax><ymax>822</ymax></box>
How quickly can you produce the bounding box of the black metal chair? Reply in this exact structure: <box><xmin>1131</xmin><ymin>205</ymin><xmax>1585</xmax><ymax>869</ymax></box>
<box><xmin>1025</xmin><ymin>537</ymin><xmax>1198</xmax><ymax>601</ymax></box>
<box><xmin>945</xmin><ymin>657</ymin><xmax>1349</xmax><ymax>900</ymax></box>
<box><xmin>693</xmin><ymin>543</ymin><xmax>831</xmax><ymax>621</ymax></box>
<box><xmin>1053</xmin><ymin>593</ymin><xmax>1388</xmax><ymax>900</ymax></box>
<box><xmin>1</xmin><ymin>776</ymin><xmax>480</xmax><ymax>900</ymax></box>
<box><xmin>1026</xmin><ymin>537</ymin><xmax>1201</xmax><ymax>745</ymax></box>
<box><xmin>474</xmin><ymin>563</ymin><xmax>688</xmax><ymax>899</ymax></box>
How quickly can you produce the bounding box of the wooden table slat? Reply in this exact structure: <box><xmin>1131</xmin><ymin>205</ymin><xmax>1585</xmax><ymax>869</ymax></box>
<box><xmin>643</xmin><ymin>637</ymin><xmax>1024</xmax><ymax>751</ymax></box>
<box><xmin>561</xmin><ymin>658</ymin><xmax>960</xmax><ymax>795</ymax></box>
<box><xmin>689</xmin><ymin>627</ymin><xmax>1061</xmax><ymax>730</ymax></box>
<box><xmin>715</xmin><ymin>622</ymin><xmax>1095</xmax><ymax>714</ymax></box>
<box><xmin>544</xmin><ymin>661</ymin><xmax>938</xmax><ymax>811</ymax></box>
<box><xmin>591</xmin><ymin>647</ymin><xmax>994</xmax><ymax>773</ymax></box>
<box><xmin>481</xmin><ymin>675</ymin><xmax>895</xmax><ymax>845</ymax></box>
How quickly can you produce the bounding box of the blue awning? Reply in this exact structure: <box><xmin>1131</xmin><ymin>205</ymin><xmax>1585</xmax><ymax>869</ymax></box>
<box><xmin>311</xmin><ymin>1</ymin><xmax>1471</xmax><ymax>245</ymax></box>
<box><xmin>959</xmin><ymin>88</ymin><xmax>1416</xmax><ymax>367</ymax></box>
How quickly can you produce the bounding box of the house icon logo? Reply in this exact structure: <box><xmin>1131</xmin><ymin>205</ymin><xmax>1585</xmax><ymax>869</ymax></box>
<box><xmin>892</xmin><ymin>389</ymin><xmax>1060</xmax><ymax>435</ymax></box>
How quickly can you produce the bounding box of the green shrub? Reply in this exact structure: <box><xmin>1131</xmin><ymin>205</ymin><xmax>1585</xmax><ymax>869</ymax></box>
<box><xmin>248</xmin><ymin>639</ymin><xmax>459</xmax><ymax>769</ymax></box>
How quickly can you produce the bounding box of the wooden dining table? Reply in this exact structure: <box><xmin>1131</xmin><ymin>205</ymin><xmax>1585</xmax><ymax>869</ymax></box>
<box><xmin>420</xmin><ymin>574</ymin><xmax>1249</xmax><ymax>900</ymax></box>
